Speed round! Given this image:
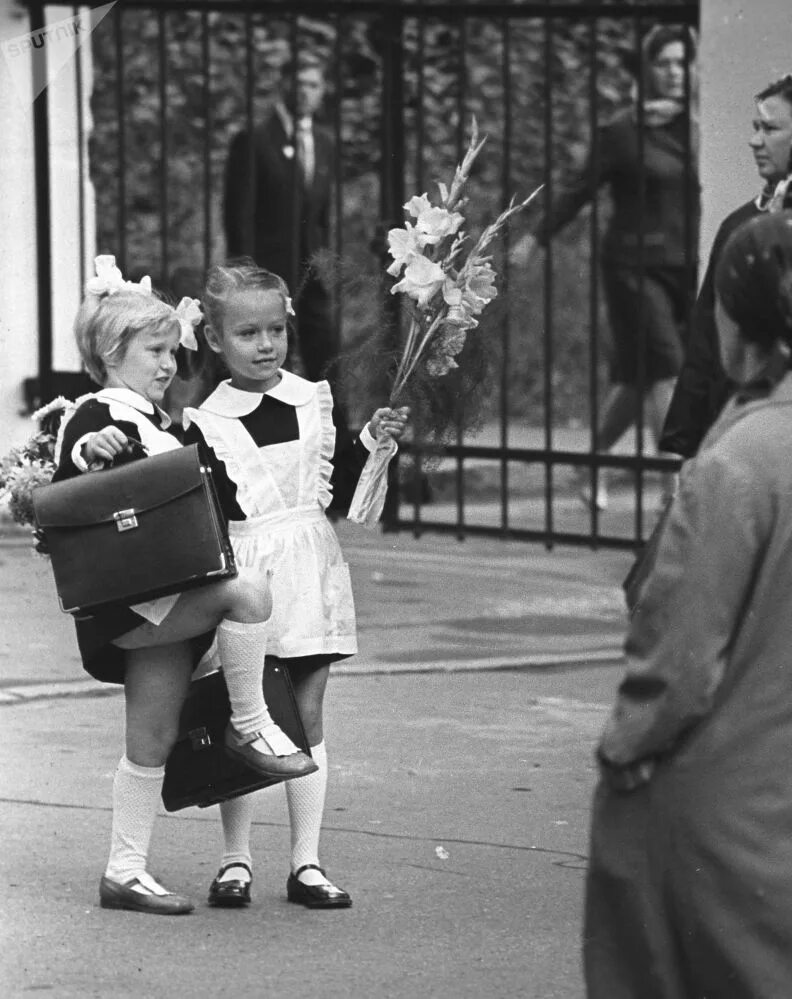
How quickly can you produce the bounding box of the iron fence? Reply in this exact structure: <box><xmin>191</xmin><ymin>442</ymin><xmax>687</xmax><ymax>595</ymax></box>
<box><xmin>27</xmin><ymin>0</ymin><xmax>699</xmax><ymax>549</ymax></box>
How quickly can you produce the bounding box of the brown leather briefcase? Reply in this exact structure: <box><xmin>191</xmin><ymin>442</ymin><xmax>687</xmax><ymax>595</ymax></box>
<box><xmin>32</xmin><ymin>444</ymin><xmax>236</xmax><ymax>614</ymax></box>
<box><xmin>161</xmin><ymin>660</ymin><xmax>311</xmax><ymax>811</ymax></box>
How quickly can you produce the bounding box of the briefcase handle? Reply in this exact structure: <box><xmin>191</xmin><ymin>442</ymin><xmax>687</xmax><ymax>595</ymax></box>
<box><xmin>85</xmin><ymin>435</ymin><xmax>150</xmax><ymax>473</ymax></box>
<box><xmin>121</xmin><ymin>436</ymin><xmax>149</xmax><ymax>460</ymax></box>
<box><xmin>100</xmin><ymin>436</ymin><xmax>149</xmax><ymax>469</ymax></box>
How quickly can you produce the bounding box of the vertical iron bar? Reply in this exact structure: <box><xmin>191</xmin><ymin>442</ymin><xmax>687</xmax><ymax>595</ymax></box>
<box><xmin>288</xmin><ymin>15</ymin><xmax>301</xmax><ymax>297</ymax></box>
<box><xmin>681</xmin><ymin>17</ymin><xmax>695</xmax><ymax>444</ymax></box>
<box><xmin>500</xmin><ymin>15</ymin><xmax>512</xmax><ymax>536</ymax></box>
<box><xmin>114</xmin><ymin>4</ymin><xmax>127</xmax><ymax>272</ymax></box>
<box><xmin>332</xmin><ymin>12</ymin><xmax>343</xmax><ymax>352</ymax></box>
<box><xmin>454</xmin><ymin>12</ymin><xmax>467</xmax><ymax>541</ymax></box>
<box><xmin>379</xmin><ymin>0</ymin><xmax>405</xmax><ymax>530</ymax></box>
<box><xmin>542</xmin><ymin>15</ymin><xmax>555</xmax><ymax>549</ymax></box>
<box><xmin>30</xmin><ymin>0</ymin><xmax>52</xmax><ymax>407</ymax></box>
<box><xmin>244</xmin><ymin>9</ymin><xmax>256</xmax><ymax>274</ymax></box>
<box><xmin>158</xmin><ymin>9</ymin><xmax>169</xmax><ymax>285</ymax></box>
<box><xmin>587</xmin><ymin>16</ymin><xmax>601</xmax><ymax>541</ymax></box>
<box><xmin>412</xmin><ymin>10</ymin><xmax>427</xmax><ymax>535</ymax></box>
<box><xmin>73</xmin><ymin>4</ymin><xmax>85</xmax><ymax>295</ymax></box>
<box><xmin>201</xmin><ymin>7</ymin><xmax>212</xmax><ymax>274</ymax></box>
<box><xmin>634</xmin><ymin>15</ymin><xmax>646</xmax><ymax>544</ymax></box>
<box><xmin>415</xmin><ymin>12</ymin><xmax>426</xmax><ymax>192</ymax></box>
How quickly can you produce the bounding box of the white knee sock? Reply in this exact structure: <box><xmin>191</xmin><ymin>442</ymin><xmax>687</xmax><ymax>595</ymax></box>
<box><xmin>218</xmin><ymin>794</ymin><xmax>255</xmax><ymax>881</ymax></box>
<box><xmin>286</xmin><ymin>741</ymin><xmax>328</xmax><ymax>883</ymax></box>
<box><xmin>217</xmin><ymin>619</ymin><xmax>297</xmax><ymax>755</ymax></box>
<box><xmin>104</xmin><ymin>755</ymin><xmax>164</xmax><ymax>885</ymax></box>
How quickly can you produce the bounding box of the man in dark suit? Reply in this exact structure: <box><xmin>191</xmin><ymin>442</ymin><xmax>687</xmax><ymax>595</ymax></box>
<box><xmin>659</xmin><ymin>74</ymin><xmax>792</xmax><ymax>457</ymax></box>
<box><xmin>224</xmin><ymin>54</ymin><xmax>338</xmax><ymax>386</ymax></box>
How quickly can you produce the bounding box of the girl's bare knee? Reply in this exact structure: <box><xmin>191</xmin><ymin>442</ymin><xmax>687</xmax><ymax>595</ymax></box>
<box><xmin>225</xmin><ymin>569</ymin><xmax>272</xmax><ymax>623</ymax></box>
<box><xmin>126</xmin><ymin>722</ymin><xmax>179</xmax><ymax>767</ymax></box>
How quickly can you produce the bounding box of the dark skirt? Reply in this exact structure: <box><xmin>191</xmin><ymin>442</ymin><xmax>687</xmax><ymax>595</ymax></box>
<box><xmin>74</xmin><ymin>604</ymin><xmax>214</xmax><ymax>685</ymax></box>
<box><xmin>603</xmin><ymin>264</ymin><xmax>695</xmax><ymax>385</ymax></box>
<box><xmin>278</xmin><ymin>652</ymin><xmax>350</xmax><ymax>673</ymax></box>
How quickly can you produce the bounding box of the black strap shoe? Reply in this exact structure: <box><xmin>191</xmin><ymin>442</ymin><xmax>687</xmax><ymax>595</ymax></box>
<box><xmin>208</xmin><ymin>862</ymin><xmax>252</xmax><ymax>908</ymax></box>
<box><xmin>99</xmin><ymin>874</ymin><xmax>194</xmax><ymax>915</ymax></box>
<box><xmin>286</xmin><ymin>864</ymin><xmax>352</xmax><ymax>908</ymax></box>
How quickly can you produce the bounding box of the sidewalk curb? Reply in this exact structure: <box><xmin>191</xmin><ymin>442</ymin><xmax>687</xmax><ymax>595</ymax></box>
<box><xmin>0</xmin><ymin>647</ymin><xmax>623</xmax><ymax>705</ymax></box>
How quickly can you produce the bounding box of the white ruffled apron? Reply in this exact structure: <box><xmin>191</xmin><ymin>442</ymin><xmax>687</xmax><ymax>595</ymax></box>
<box><xmin>186</xmin><ymin>376</ymin><xmax>357</xmax><ymax>659</ymax></box>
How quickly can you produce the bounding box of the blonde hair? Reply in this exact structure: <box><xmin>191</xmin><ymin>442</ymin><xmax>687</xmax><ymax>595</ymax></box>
<box><xmin>74</xmin><ymin>290</ymin><xmax>179</xmax><ymax>384</ymax></box>
<box><xmin>203</xmin><ymin>258</ymin><xmax>292</xmax><ymax>336</ymax></box>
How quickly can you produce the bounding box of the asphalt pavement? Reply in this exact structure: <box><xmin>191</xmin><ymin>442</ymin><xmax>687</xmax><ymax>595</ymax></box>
<box><xmin>0</xmin><ymin>506</ymin><xmax>637</xmax><ymax>999</ymax></box>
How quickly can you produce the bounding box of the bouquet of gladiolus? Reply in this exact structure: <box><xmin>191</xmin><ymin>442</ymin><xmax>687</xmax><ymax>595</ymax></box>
<box><xmin>0</xmin><ymin>397</ymin><xmax>68</xmax><ymax>545</ymax></box>
<box><xmin>347</xmin><ymin>119</ymin><xmax>542</xmax><ymax>527</ymax></box>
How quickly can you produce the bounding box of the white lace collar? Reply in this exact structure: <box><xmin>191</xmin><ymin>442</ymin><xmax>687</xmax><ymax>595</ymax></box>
<box><xmin>95</xmin><ymin>387</ymin><xmax>172</xmax><ymax>428</ymax></box>
<box><xmin>200</xmin><ymin>370</ymin><xmax>318</xmax><ymax>417</ymax></box>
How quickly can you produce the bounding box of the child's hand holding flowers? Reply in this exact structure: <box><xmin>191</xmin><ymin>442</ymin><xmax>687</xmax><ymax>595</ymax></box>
<box><xmin>367</xmin><ymin>406</ymin><xmax>410</xmax><ymax>442</ymax></box>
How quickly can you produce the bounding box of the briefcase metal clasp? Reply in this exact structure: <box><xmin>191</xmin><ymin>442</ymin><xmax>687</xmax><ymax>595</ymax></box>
<box><xmin>188</xmin><ymin>727</ymin><xmax>212</xmax><ymax>750</ymax></box>
<box><xmin>113</xmin><ymin>509</ymin><xmax>138</xmax><ymax>532</ymax></box>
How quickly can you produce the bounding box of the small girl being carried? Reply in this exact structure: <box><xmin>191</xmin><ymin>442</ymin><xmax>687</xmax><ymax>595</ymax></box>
<box><xmin>183</xmin><ymin>259</ymin><xmax>408</xmax><ymax>909</ymax></box>
<box><xmin>53</xmin><ymin>256</ymin><xmax>316</xmax><ymax>915</ymax></box>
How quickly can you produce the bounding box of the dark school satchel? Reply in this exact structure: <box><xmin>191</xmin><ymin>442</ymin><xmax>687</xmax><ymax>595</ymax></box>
<box><xmin>161</xmin><ymin>660</ymin><xmax>311</xmax><ymax>811</ymax></box>
<box><xmin>32</xmin><ymin>443</ymin><xmax>236</xmax><ymax>614</ymax></box>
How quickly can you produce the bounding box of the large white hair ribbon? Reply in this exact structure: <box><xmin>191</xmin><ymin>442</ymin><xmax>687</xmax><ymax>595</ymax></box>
<box><xmin>174</xmin><ymin>297</ymin><xmax>203</xmax><ymax>351</ymax></box>
<box><xmin>85</xmin><ymin>255</ymin><xmax>152</xmax><ymax>297</ymax></box>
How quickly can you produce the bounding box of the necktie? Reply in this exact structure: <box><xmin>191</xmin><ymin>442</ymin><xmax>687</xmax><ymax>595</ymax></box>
<box><xmin>296</xmin><ymin>118</ymin><xmax>315</xmax><ymax>187</ymax></box>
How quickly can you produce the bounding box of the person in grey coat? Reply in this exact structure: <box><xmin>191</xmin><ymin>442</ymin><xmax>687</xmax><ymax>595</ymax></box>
<box><xmin>585</xmin><ymin>209</ymin><xmax>792</xmax><ymax>998</ymax></box>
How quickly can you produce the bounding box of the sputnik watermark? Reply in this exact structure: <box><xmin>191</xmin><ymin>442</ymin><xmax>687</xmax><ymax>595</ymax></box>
<box><xmin>1</xmin><ymin>2</ymin><xmax>116</xmax><ymax>106</ymax></box>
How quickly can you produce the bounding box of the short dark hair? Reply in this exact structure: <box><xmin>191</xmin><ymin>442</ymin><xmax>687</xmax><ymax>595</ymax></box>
<box><xmin>756</xmin><ymin>74</ymin><xmax>792</xmax><ymax>107</ymax></box>
<box><xmin>642</xmin><ymin>24</ymin><xmax>696</xmax><ymax>65</ymax></box>
<box><xmin>280</xmin><ymin>51</ymin><xmax>327</xmax><ymax>82</ymax></box>
<box><xmin>715</xmin><ymin>211</ymin><xmax>792</xmax><ymax>350</ymax></box>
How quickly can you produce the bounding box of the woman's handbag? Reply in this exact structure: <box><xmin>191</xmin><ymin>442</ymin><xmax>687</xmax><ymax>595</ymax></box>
<box><xmin>161</xmin><ymin>660</ymin><xmax>310</xmax><ymax>811</ymax></box>
<box><xmin>32</xmin><ymin>444</ymin><xmax>236</xmax><ymax>614</ymax></box>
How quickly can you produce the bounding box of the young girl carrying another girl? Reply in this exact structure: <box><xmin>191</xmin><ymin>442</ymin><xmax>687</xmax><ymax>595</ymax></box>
<box><xmin>53</xmin><ymin>256</ymin><xmax>316</xmax><ymax>916</ymax></box>
<box><xmin>183</xmin><ymin>259</ymin><xmax>409</xmax><ymax>909</ymax></box>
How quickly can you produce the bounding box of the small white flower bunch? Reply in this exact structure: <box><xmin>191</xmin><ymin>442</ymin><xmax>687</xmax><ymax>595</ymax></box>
<box><xmin>0</xmin><ymin>397</ymin><xmax>69</xmax><ymax>537</ymax></box>
<box><xmin>385</xmin><ymin>118</ymin><xmax>542</xmax><ymax>395</ymax></box>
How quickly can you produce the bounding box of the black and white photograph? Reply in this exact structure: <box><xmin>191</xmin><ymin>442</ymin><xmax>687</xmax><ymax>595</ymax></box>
<box><xmin>1</xmin><ymin>0</ymin><xmax>791</xmax><ymax>996</ymax></box>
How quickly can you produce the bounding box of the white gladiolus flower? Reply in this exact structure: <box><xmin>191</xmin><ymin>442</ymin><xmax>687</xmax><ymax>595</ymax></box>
<box><xmin>414</xmin><ymin>205</ymin><xmax>465</xmax><ymax>244</ymax></box>
<box><xmin>391</xmin><ymin>255</ymin><xmax>446</xmax><ymax>308</ymax></box>
<box><xmin>386</xmin><ymin>222</ymin><xmax>427</xmax><ymax>276</ymax></box>
<box><xmin>403</xmin><ymin>193</ymin><xmax>433</xmax><ymax>218</ymax></box>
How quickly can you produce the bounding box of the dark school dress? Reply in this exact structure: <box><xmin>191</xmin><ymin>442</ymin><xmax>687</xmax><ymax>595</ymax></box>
<box><xmin>52</xmin><ymin>389</ymin><xmax>213</xmax><ymax>684</ymax></box>
<box><xmin>539</xmin><ymin>108</ymin><xmax>700</xmax><ymax>385</ymax></box>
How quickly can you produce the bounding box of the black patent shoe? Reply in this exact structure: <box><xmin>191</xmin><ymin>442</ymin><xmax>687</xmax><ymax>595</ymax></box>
<box><xmin>99</xmin><ymin>874</ymin><xmax>194</xmax><ymax>915</ymax></box>
<box><xmin>208</xmin><ymin>862</ymin><xmax>252</xmax><ymax>908</ymax></box>
<box><xmin>286</xmin><ymin>864</ymin><xmax>352</xmax><ymax>909</ymax></box>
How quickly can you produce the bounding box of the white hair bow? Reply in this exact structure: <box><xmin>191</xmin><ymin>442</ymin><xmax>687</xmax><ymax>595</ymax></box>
<box><xmin>174</xmin><ymin>296</ymin><xmax>203</xmax><ymax>351</ymax></box>
<box><xmin>86</xmin><ymin>255</ymin><xmax>152</xmax><ymax>297</ymax></box>
<box><xmin>285</xmin><ymin>295</ymin><xmax>296</xmax><ymax>317</ymax></box>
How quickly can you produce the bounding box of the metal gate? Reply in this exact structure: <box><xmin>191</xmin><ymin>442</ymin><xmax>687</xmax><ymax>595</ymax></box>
<box><xmin>26</xmin><ymin>0</ymin><xmax>699</xmax><ymax>549</ymax></box>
